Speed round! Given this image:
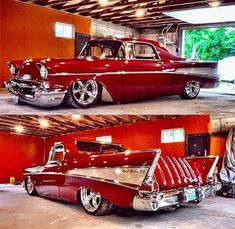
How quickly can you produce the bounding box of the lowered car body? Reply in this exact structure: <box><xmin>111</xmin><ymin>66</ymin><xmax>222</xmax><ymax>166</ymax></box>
<box><xmin>4</xmin><ymin>38</ymin><xmax>219</xmax><ymax>108</ymax></box>
<box><xmin>24</xmin><ymin>140</ymin><xmax>221</xmax><ymax>216</ymax></box>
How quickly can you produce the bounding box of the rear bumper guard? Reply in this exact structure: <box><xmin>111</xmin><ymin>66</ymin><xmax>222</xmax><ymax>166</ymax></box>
<box><xmin>4</xmin><ymin>80</ymin><xmax>67</xmax><ymax>107</ymax></box>
<box><xmin>133</xmin><ymin>183</ymin><xmax>221</xmax><ymax>211</ymax></box>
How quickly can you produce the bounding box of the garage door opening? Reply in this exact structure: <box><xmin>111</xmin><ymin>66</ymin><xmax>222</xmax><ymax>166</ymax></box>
<box><xmin>181</xmin><ymin>26</ymin><xmax>235</xmax><ymax>94</ymax></box>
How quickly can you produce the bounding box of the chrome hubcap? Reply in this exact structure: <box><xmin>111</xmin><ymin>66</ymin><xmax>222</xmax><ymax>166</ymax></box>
<box><xmin>26</xmin><ymin>177</ymin><xmax>34</xmax><ymax>194</ymax></box>
<box><xmin>72</xmin><ymin>80</ymin><xmax>98</xmax><ymax>105</ymax></box>
<box><xmin>185</xmin><ymin>81</ymin><xmax>200</xmax><ymax>97</ymax></box>
<box><xmin>80</xmin><ymin>188</ymin><xmax>101</xmax><ymax>212</ymax></box>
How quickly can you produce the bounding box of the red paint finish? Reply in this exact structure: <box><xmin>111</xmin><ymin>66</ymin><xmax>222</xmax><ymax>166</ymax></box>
<box><xmin>5</xmin><ymin>38</ymin><xmax>219</xmax><ymax>107</ymax></box>
<box><xmin>45</xmin><ymin>115</ymin><xmax>211</xmax><ymax>159</ymax></box>
<box><xmin>0</xmin><ymin>131</ymin><xmax>44</xmax><ymax>183</ymax></box>
<box><xmin>24</xmin><ymin>140</ymin><xmax>219</xmax><ymax>210</ymax></box>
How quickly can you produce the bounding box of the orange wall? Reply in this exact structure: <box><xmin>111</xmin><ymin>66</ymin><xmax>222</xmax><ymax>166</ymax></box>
<box><xmin>210</xmin><ymin>136</ymin><xmax>226</xmax><ymax>157</ymax></box>
<box><xmin>0</xmin><ymin>131</ymin><xmax>45</xmax><ymax>183</ymax></box>
<box><xmin>0</xmin><ymin>0</ymin><xmax>91</xmax><ymax>85</ymax></box>
<box><xmin>45</xmin><ymin>115</ymin><xmax>211</xmax><ymax>160</ymax></box>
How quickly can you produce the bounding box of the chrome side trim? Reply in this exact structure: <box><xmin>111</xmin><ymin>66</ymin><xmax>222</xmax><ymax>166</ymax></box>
<box><xmin>67</xmin><ymin>166</ymin><xmax>150</xmax><ymax>186</ymax></box>
<box><xmin>178</xmin><ymin>158</ymin><xmax>193</xmax><ymax>182</ymax></box>
<box><xmin>167</xmin><ymin>156</ymin><xmax>181</xmax><ymax>184</ymax></box>
<box><xmin>160</xmin><ymin>157</ymin><xmax>175</xmax><ymax>185</ymax></box>
<box><xmin>183</xmin><ymin>158</ymin><xmax>198</xmax><ymax>182</ymax></box>
<box><xmin>207</xmin><ymin>156</ymin><xmax>219</xmax><ymax>179</ymax></box>
<box><xmin>48</xmin><ymin>70</ymin><xmax>217</xmax><ymax>79</ymax></box>
<box><xmin>172</xmin><ymin>157</ymin><xmax>188</xmax><ymax>184</ymax></box>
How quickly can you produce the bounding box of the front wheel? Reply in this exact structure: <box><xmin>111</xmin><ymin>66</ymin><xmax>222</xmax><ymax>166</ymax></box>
<box><xmin>65</xmin><ymin>80</ymin><xmax>101</xmax><ymax>108</ymax></box>
<box><xmin>180</xmin><ymin>81</ymin><xmax>200</xmax><ymax>99</ymax></box>
<box><xmin>25</xmin><ymin>176</ymin><xmax>38</xmax><ymax>196</ymax></box>
<box><xmin>80</xmin><ymin>187</ymin><xmax>113</xmax><ymax>216</ymax></box>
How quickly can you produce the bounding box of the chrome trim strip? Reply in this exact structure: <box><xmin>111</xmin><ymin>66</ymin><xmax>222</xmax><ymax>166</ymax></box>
<box><xmin>67</xmin><ymin>166</ymin><xmax>150</xmax><ymax>186</ymax></box>
<box><xmin>172</xmin><ymin>157</ymin><xmax>188</xmax><ymax>184</ymax></box>
<box><xmin>183</xmin><ymin>158</ymin><xmax>198</xmax><ymax>182</ymax></box>
<box><xmin>48</xmin><ymin>70</ymin><xmax>217</xmax><ymax>79</ymax></box>
<box><xmin>24</xmin><ymin>171</ymin><xmax>139</xmax><ymax>191</ymax></box>
<box><xmin>207</xmin><ymin>156</ymin><xmax>219</xmax><ymax>179</ymax></box>
<box><xmin>178</xmin><ymin>158</ymin><xmax>193</xmax><ymax>182</ymax></box>
<box><xmin>160</xmin><ymin>157</ymin><xmax>175</xmax><ymax>185</ymax></box>
<box><xmin>167</xmin><ymin>156</ymin><xmax>181</xmax><ymax>184</ymax></box>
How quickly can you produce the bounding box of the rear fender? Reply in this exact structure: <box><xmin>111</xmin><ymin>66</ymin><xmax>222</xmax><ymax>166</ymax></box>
<box><xmin>185</xmin><ymin>156</ymin><xmax>219</xmax><ymax>185</ymax></box>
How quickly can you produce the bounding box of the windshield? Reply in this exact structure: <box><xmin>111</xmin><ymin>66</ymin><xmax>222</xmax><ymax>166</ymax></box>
<box><xmin>79</xmin><ymin>40</ymin><xmax>125</xmax><ymax>59</ymax></box>
<box><xmin>76</xmin><ymin>140</ymin><xmax>126</xmax><ymax>153</ymax></box>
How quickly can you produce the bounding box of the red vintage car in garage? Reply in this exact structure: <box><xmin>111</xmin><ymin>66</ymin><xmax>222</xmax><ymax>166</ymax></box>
<box><xmin>24</xmin><ymin>140</ymin><xmax>221</xmax><ymax>216</ymax></box>
<box><xmin>4</xmin><ymin>38</ymin><xmax>219</xmax><ymax>108</ymax></box>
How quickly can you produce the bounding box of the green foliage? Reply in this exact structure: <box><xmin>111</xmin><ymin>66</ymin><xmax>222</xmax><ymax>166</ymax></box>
<box><xmin>184</xmin><ymin>27</ymin><xmax>235</xmax><ymax>61</ymax></box>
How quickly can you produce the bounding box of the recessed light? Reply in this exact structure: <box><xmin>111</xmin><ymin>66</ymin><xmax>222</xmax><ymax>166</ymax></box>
<box><xmin>208</xmin><ymin>0</ymin><xmax>221</xmax><ymax>7</ymax></box>
<box><xmin>135</xmin><ymin>8</ymin><xmax>145</xmax><ymax>18</ymax></box>
<box><xmin>72</xmin><ymin>114</ymin><xmax>82</xmax><ymax>120</ymax></box>
<box><xmin>14</xmin><ymin>125</ymin><xmax>24</xmax><ymax>133</ymax></box>
<box><xmin>38</xmin><ymin>118</ymin><xmax>49</xmax><ymax>129</ymax></box>
<box><xmin>99</xmin><ymin>0</ymin><xmax>109</xmax><ymax>6</ymax></box>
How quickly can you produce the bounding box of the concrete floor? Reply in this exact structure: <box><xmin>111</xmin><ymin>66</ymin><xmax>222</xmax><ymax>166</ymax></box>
<box><xmin>0</xmin><ymin>185</ymin><xmax>234</xmax><ymax>229</ymax></box>
<box><xmin>0</xmin><ymin>90</ymin><xmax>235</xmax><ymax>115</ymax></box>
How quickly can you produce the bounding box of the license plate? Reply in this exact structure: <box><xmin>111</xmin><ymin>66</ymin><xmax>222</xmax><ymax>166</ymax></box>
<box><xmin>185</xmin><ymin>188</ymin><xmax>196</xmax><ymax>202</ymax></box>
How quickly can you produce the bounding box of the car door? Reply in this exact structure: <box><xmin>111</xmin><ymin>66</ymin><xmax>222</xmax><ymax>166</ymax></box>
<box><xmin>122</xmin><ymin>42</ymin><xmax>176</xmax><ymax>101</ymax></box>
<box><xmin>38</xmin><ymin>144</ymin><xmax>66</xmax><ymax>198</ymax></box>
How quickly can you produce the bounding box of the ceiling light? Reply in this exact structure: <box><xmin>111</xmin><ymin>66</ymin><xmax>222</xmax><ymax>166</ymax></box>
<box><xmin>135</xmin><ymin>8</ymin><xmax>145</xmax><ymax>18</ymax></box>
<box><xmin>72</xmin><ymin>114</ymin><xmax>82</xmax><ymax>120</ymax></box>
<box><xmin>99</xmin><ymin>0</ymin><xmax>109</xmax><ymax>6</ymax></box>
<box><xmin>38</xmin><ymin>118</ymin><xmax>49</xmax><ymax>129</ymax></box>
<box><xmin>14</xmin><ymin>125</ymin><xmax>24</xmax><ymax>133</ymax></box>
<box><xmin>208</xmin><ymin>0</ymin><xmax>221</xmax><ymax>7</ymax></box>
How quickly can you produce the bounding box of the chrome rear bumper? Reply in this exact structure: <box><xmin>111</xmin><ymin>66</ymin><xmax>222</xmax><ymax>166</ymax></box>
<box><xmin>133</xmin><ymin>183</ymin><xmax>221</xmax><ymax>211</ymax></box>
<box><xmin>4</xmin><ymin>79</ymin><xmax>67</xmax><ymax>107</ymax></box>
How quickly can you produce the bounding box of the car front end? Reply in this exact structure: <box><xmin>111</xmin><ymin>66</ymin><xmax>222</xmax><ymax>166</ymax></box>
<box><xmin>3</xmin><ymin>59</ymin><xmax>67</xmax><ymax>107</ymax></box>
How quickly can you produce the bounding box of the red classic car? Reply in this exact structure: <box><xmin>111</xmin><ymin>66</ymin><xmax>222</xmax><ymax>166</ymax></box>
<box><xmin>4</xmin><ymin>38</ymin><xmax>219</xmax><ymax>108</ymax></box>
<box><xmin>24</xmin><ymin>140</ymin><xmax>221</xmax><ymax>216</ymax></box>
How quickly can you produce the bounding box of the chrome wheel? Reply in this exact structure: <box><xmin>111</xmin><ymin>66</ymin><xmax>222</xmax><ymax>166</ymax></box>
<box><xmin>180</xmin><ymin>81</ymin><xmax>200</xmax><ymax>99</ymax></box>
<box><xmin>80</xmin><ymin>188</ymin><xmax>101</xmax><ymax>213</ymax></box>
<box><xmin>185</xmin><ymin>81</ymin><xmax>200</xmax><ymax>98</ymax></box>
<box><xmin>26</xmin><ymin>177</ymin><xmax>35</xmax><ymax>195</ymax></box>
<box><xmin>72</xmin><ymin>80</ymin><xmax>98</xmax><ymax>106</ymax></box>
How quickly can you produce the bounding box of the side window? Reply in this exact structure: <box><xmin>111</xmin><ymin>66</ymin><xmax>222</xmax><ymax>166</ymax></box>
<box><xmin>127</xmin><ymin>43</ymin><xmax>159</xmax><ymax>60</ymax></box>
<box><xmin>117</xmin><ymin>45</ymin><xmax>125</xmax><ymax>59</ymax></box>
<box><xmin>48</xmin><ymin>144</ymin><xmax>65</xmax><ymax>164</ymax></box>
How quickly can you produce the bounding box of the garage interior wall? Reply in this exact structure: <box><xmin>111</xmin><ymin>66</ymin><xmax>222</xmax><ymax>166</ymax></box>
<box><xmin>1</xmin><ymin>115</ymin><xmax>227</xmax><ymax>184</ymax></box>
<box><xmin>0</xmin><ymin>131</ymin><xmax>45</xmax><ymax>184</ymax></box>
<box><xmin>0</xmin><ymin>0</ymin><xmax>91</xmax><ymax>86</ymax></box>
<box><xmin>45</xmin><ymin>115</ymin><xmax>211</xmax><ymax>159</ymax></box>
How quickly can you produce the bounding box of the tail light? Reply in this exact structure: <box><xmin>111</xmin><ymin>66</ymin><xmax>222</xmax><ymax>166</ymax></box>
<box><xmin>36</xmin><ymin>62</ymin><xmax>48</xmax><ymax>80</ymax></box>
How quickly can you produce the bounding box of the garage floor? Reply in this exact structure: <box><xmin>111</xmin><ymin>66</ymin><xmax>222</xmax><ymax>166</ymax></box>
<box><xmin>0</xmin><ymin>90</ymin><xmax>235</xmax><ymax>115</ymax></box>
<box><xmin>0</xmin><ymin>185</ymin><xmax>234</xmax><ymax>229</ymax></box>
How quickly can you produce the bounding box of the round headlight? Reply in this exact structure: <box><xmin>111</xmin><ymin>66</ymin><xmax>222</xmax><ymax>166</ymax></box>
<box><xmin>9</xmin><ymin>64</ymin><xmax>16</xmax><ymax>75</ymax></box>
<box><xmin>40</xmin><ymin>65</ymin><xmax>48</xmax><ymax>79</ymax></box>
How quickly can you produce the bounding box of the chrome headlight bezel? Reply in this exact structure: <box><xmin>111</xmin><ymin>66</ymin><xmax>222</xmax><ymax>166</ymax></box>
<box><xmin>8</xmin><ymin>62</ymin><xmax>16</xmax><ymax>75</ymax></box>
<box><xmin>37</xmin><ymin>63</ymin><xmax>48</xmax><ymax>80</ymax></box>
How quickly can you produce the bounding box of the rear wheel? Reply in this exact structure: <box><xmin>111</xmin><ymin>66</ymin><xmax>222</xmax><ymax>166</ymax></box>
<box><xmin>65</xmin><ymin>80</ymin><xmax>101</xmax><ymax>108</ymax></box>
<box><xmin>25</xmin><ymin>176</ymin><xmax>38</xmax><ymax>196</ymax></box>
<box><xmin>180</xmin><ymin>81</ymin><xmax>200</xmax><ymax>99</ymax></box>
<box><xmin>80</xmin><ymin>187</ymin><xmax>112</xmax><ymax>216</ymax></box>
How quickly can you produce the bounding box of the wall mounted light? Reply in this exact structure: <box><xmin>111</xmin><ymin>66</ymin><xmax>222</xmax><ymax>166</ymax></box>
<box><xmin>14</xmin><ymin>125</ymin><xmax>24</xmax><ymax>133</ymax></box>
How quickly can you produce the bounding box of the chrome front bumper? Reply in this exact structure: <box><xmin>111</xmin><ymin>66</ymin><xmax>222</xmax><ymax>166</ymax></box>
<box><xmin>133</xmin><ymin>183</ymin><xmax>221</xmax><ymax>211</ymax></box>
<box><xmin>4</xmin><ymin>79</ymin><xmax>67</xmax><ymax>107</ymax></box>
